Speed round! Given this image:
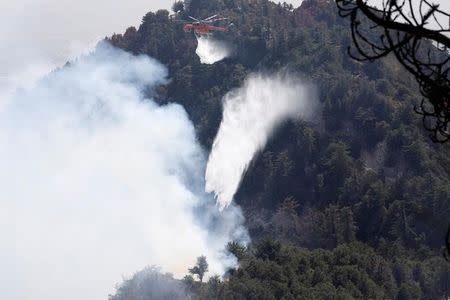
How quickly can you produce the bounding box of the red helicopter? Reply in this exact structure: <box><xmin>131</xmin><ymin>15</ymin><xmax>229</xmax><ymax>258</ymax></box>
<box><xmin>183</xmin><ymin>15</ymin><xmax>230</xmax><ymax>36</ymax></box>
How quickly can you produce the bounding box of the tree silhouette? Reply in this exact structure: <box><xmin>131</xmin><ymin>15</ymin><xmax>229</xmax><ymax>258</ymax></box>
<box><xmin>227</xmin><ymin>241</ymin><xmax>247</xmax><ymax>261</ymax></box>
<box><xmin>189</xmin><ymin>255</ymin><xmax>209</xmax><ymax>282</ymax></box>
<box><xmin>336</xmin><ymin>0</ymin><xmax>450</xmax><ymax>143</ymax></box>
<box><xmin>172</xmin><ymin>1</ymin><xmax>184</xmax><ymax>13</ymax></box>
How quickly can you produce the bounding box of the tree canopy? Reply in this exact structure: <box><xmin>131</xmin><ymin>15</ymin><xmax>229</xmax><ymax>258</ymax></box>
<box><xmin>108</xmin><ymin>0</ymin><xmax>450</xmax><ymax>298</ymax></box>
<box><xmin>189</xmin><ymin>256</ymin><xmax>209</xmax><ymax>282</ymax></box>
<box><xmin>336</xmin><ymin>0</ymin><xmax>450</xmax><ymax>143</ymax></box>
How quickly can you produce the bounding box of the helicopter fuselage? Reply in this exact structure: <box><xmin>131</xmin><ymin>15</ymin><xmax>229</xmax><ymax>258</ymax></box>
<box><xmin>184</xmin><ymin>23</ymin><xmax>228</xmax><ymax>35</ymax></box>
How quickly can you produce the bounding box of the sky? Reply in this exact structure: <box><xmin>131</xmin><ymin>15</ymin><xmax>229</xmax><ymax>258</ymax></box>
<box><xmin>4</xmin><ymin>0</ymin><xmax>447</xmax><ymax>91</ymax></box>
<box><xmin>0</xmin><ymin>0</ymin><xmax>172</xmax><ymax>91</ymax></box>
<box><xmin>0</xmin><ymin>0</ymin><xmax>305</xmax><ymax>92</ymax></box>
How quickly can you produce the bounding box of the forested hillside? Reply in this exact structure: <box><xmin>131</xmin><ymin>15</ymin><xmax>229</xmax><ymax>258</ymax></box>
<box><xmin>108</xmin><ymin>0</ymin><xmax>450</xmax><ymax>298</ymax></box>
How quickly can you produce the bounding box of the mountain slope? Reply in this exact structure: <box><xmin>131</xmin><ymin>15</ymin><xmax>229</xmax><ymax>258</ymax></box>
<box><xmin>108</xmin><ymin>0</ymin><xmax>450</xmax><ymax>298</ymax></box>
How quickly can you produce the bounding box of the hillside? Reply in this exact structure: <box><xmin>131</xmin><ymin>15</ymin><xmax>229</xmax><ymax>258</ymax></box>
<box><xmin>108</xmin><ymin>0</ymin><xmax>450</xmax><ymax>298</ymax></box>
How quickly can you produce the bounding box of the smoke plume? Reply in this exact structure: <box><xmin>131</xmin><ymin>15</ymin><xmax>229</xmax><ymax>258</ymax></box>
<box><xmin>0</xmin><ymin>43</ymin><xmax>247</xmax><ymax>300</ymax></box>
<box><xmin>195</xmin><ymin>35</ymin><xmax>231</xmax><ymax>64</ymax></box>
<box><xmin>205</xmin><ymin>73</ymin><xmax>317</xmax><ymax>209</ymax></box>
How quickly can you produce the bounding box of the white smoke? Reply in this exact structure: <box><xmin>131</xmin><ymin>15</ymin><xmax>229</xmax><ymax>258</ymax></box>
<box><xmin>205</xmin><ymin>73</ymin><xmax>317</xmax><ymax>209</ymax></box>
<box><xmin>1</xmin><ymin>0</ymin><xmax>172</xmax><ymax>93</ymax></box>
<box><xmin>0</xmin><ymin>43</ymin><xmax>247</xmax><ymax>300</ymax></box>
<box><xmin>195</xmin><ymin>35</ymin><xmax>231</xmax><ymax>64</ymax></box>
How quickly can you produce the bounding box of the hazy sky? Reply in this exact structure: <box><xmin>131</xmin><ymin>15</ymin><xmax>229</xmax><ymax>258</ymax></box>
<box><xmin>0</xmin><ymin>0</ymin><xmax>174</xmax><ymax>90</ymax></box>
<box><xmin>1</xmin><ymin>0</ymin><xmax>448</xmax><ymax>83</ymax></box>
<box><xmin>0</xmin><ymin>0</ymin><xmax>304</xmax><ymax>88</ymax></box>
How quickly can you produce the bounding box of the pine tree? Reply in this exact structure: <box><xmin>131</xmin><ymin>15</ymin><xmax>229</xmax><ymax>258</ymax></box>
<box><xmin>189</xmin><ymin>255</ymin><xmax>209</xmax><ymax>282</ymax></box>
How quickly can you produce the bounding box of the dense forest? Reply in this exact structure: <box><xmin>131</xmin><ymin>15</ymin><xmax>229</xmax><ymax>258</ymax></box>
<box><xmin>107</xmin><ymin>0</ymin><xmax>450</xmax><ymax>298</ymax></box>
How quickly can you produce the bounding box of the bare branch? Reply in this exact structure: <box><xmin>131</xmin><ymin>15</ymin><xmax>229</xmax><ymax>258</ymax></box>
<box><xmin>336</xmin><ymin>0</ymin><xmax>450</xmax><ymax>142</ymax></box>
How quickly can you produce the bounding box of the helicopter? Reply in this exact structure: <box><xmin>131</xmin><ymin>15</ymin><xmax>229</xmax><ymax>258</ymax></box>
<box><xmin>183</xmin><ymin>15</ymin><xmax>231</xmax><ymax>36</ymax></box>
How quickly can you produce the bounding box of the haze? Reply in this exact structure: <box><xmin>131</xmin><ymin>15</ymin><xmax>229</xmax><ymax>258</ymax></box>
<box><xmin>0</xmin><ymin>1</ymin><xmax>306</xmax><ymax>90</ymax></box>
<box><xmin>1</xmin><ymin>0</ymin><xmax>172</xmax><ymax>91</ymax></box>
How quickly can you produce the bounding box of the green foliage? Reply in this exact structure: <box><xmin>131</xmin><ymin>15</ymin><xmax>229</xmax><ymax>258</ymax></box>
<box><xmin>227</xmin><ymin>241</ymin><xmax>248</xmax><ymax>261</ymax></box>
<box><xmin>216</xmin><ymin>240</ymin><xmax>449</xmax><ymax>300</ymax></box>
<box><xmin>111</xmin><ymin>242</ymin><xmax>450</xmax><ymax>299</ymax></box>
<box><xmin>109</xmin><ymin>266</ymin><xmax>188</xmax><ymax>300</ymax></box>
<box><xmin>189</xmin><ymin>255</ymin><xmax>209</xmax><ymax>282</ymax></box>
<box><xmin>107</xmin><ymin>0</ymin><xmax>450</xmax><ymax>298</ymax></box>
<box><xmin>172</xmin><ymin>1</ymin><xmax>184</xmax><ymax>13</ymax></box>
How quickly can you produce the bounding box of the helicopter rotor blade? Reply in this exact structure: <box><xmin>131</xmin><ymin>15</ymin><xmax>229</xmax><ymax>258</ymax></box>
<box><xmin>189</xmin><ymin>16</ymin><xmax>201</xmax><ymax>22</ymax></box>
<box><xmin>204</xmin><ymin>17</ymin><xmax>228</xmax><ymax>23</ymax></box>
<box><xmin>203</xmin><ymin>14</ymin><xmax>218</xmax><ymax>21</ymax></box>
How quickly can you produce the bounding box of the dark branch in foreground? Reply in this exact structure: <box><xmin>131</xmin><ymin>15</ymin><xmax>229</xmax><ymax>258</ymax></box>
<box><xmin>336</xmin><ymin>0</ymin><xmax>450</xmax><ymax>143</ymax></box>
